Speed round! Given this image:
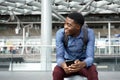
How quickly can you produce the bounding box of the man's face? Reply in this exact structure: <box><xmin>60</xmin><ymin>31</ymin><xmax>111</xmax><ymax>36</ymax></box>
<box><xmin>64</xmin><ymin>17</ymin><xmax>80</xmax><ymax>36</ymax></box>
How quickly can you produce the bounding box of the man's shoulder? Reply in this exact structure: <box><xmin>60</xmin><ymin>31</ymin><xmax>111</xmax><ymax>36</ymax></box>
<box><xmin>56</xmin><ymin>28</ymin><xmax>65</xmax><ymax>38</ymax></box>
<box><xmin>87</xmin><ymin>28</ymin><xmax>95</xmax><ymax>39</ymax></box>
<box><xmin>87</xmin><ymin>27</ymin><xmax>94</xmax><ymax>33</ymax></box>
<box><xmin>81</xmin><ymin>27</ymin><xmax>94</xmax><ymax>36</ymax></box>
<box><xmin>56</xmin><ymin>28</ymin><xmax>64</xmax><ymax>34</ymax></box>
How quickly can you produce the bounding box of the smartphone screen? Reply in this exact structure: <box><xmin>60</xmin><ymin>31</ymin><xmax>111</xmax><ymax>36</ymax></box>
<box><xmin>65</xmin><ymin>60</ymin><xmax>74</xmax><ymax>66</ymax></box>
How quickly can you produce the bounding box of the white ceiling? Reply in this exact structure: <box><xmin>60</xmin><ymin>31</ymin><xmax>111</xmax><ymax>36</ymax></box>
<box><xmin>0</xmin><ymin>0</ymin><xmax>120</xmax><ymax>14</ymax></box>
<box><xmin>0</xmin><ymin>0</ymin><xmax>120</xmax><ymax>20</ymax></box>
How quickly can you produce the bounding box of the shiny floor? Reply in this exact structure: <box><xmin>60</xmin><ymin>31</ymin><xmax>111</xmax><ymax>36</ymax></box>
<box><xmin>0</xmin><ymin>71</ymin><xmax>120</xmax><ymax>80</ymax></box>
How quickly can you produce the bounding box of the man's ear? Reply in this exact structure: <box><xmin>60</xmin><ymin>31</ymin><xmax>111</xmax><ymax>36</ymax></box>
<box><xmin>76</xmin><ymin>24</ymin><xmax>81</xmax><ymax>30</ymax></box>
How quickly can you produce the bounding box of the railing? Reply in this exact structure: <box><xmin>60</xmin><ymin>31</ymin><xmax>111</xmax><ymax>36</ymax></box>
<box><xmin>95</xmin><ymin>45</ymin><xmax>120</xmax><ymax>55</ymax></box>
<box><xmin>0</xmin><ymin>44</ymin><xmax>120</xmax><ymax>60</ymax></box>
<box><xmin>0</xmin><ymin>44</ymin><xmax>120</xmax><ymax>71</ymax></box>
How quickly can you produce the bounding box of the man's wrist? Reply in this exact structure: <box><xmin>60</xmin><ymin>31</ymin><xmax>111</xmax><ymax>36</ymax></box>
<box><xmin>61</xmin><ymin>62</ymin><xmax>67</xmax><ymax>68</ymax></box>
<box><xmin>81</xmin><ymin>61</ymin><xmax>86</xmax><ymax>67</ymax></box>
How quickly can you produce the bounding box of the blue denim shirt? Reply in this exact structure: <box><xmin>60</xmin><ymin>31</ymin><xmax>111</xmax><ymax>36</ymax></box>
<box><xmin>56</xmin><ymin>28</ymin><xmax>95</xmax><ymax>67</ymax></box>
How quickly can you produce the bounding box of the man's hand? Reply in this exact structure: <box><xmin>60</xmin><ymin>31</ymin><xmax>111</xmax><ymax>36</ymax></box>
<box><xmin>68</xmin><ymin>60</ymin><xmax>86</xmax><ymax>73</ymax></box>
<box><xmin>63</xmin><ymin>66</ymin><xmax>72</xmax><ymax>74</ymax></box>
<box><xmin>61</xmin><ymin>60</ymin><xmax>86</xmax><ymax>74</ymax></box>
<box><xmin>61</xmin><ymin>62</ymin><xmax>75</xmax><ymax>74</ymax></box>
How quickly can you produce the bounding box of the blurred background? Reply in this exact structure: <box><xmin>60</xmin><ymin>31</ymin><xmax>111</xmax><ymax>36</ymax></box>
<box><xmin>0</xmin><ymin>0</ymin><xmax>120</xmax><ymax>80</ymax></box>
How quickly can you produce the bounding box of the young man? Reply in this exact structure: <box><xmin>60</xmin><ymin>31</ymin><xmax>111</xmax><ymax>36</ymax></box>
<box><xmin>53</xmin><ymin>12</ymin><xmax>98</xmax><ymax>80</ymax></box>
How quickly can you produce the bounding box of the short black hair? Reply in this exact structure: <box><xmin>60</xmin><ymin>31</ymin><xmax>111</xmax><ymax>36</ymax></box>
<box><xmin>67</xmin><ymin>12</ymin><xmax>84</xmax><ymax>26</ymax></box>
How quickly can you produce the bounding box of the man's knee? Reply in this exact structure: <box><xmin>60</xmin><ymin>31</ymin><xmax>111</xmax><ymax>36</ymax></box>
<box><xmin>89</xmin><ymin>64</ymin><xmax>98</xmax><ymax>72</ymax></box>
<box><xmin>53</xmin><ymin>66</ymin><xmax>64</xmax><ymax>76</ymax></box>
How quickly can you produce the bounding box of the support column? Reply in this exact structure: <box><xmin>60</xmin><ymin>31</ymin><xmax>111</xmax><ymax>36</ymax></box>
<box><xmin>108</xmin><ymin>22</ymin><xmax>111</xmax><ymax>55</ymax></box>
<box><xmin>41</xmin><ymin>0</ymin><xmax>52</xmax><ymax>71</ymax></box>
<box><xmin>21</xmin><ymin>27</ymin><xmax>25</xmax><ymax>55</ymax></box>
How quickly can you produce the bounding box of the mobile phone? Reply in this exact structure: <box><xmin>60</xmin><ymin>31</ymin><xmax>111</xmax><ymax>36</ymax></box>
<box><xmin>65</xmin><ymin>60</ymin><xmax>74</xmax><ymax>66</ymax></box>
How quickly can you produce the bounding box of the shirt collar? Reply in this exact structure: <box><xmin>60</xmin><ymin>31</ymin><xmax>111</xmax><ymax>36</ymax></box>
<box><xmin>76</xmin><ymin>29</ymin><xmax>84</xmax><ymax>39</ymax></box>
